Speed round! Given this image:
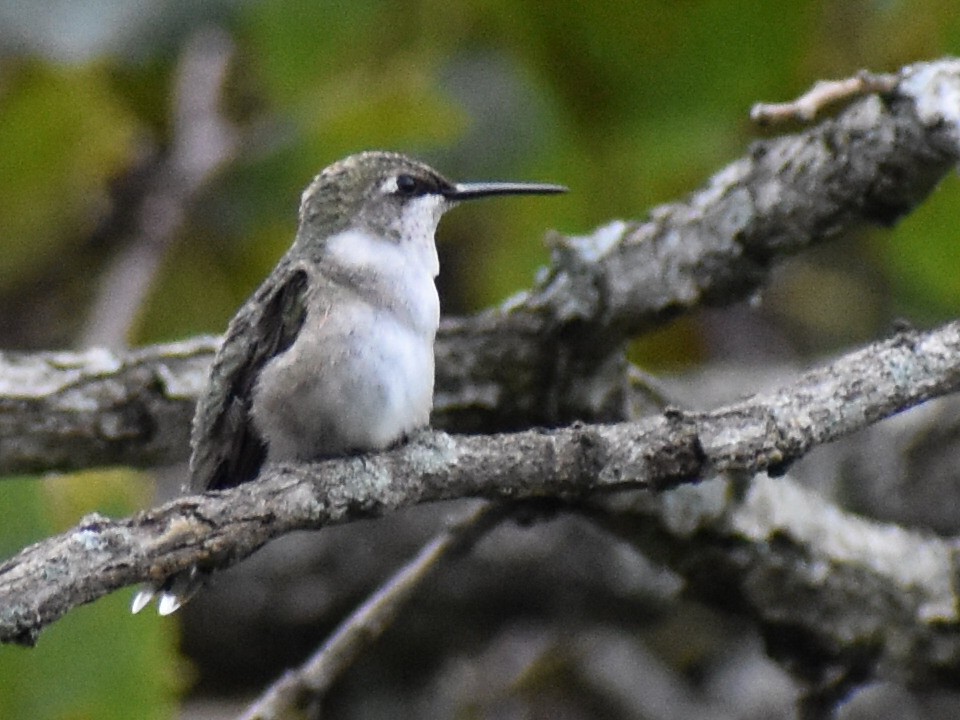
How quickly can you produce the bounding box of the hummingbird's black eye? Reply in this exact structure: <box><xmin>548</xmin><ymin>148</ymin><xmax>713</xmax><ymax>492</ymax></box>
<box><xmin>395</xmin><ymin>173</ymin><xmax>420</xmax><ymax>196</ymax></box>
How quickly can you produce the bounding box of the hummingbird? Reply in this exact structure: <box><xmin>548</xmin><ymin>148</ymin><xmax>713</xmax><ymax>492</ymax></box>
<box><xmin>132</xmin><ymin>150</ymin><xmax>566</xmax><ymax>614</ymax></box>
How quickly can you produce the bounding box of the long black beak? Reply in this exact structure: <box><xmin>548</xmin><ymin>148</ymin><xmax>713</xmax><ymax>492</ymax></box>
<box><xmin>442</xmin><ymin>181</ymin><xmax>567</xmax><ymax>201</ymax></box>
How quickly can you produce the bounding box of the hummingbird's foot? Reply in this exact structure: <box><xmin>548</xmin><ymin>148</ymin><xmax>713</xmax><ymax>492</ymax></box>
<box><xmin>130</xmin><ymin>566</ymin><xmax>206</xmax><ymax>615</ymax></box>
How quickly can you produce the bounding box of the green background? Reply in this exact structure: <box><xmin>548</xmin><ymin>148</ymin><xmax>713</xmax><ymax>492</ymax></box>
<box><xmin>1</xmin><ymin>0</ymin><xmax>958</xmax><ymax>717</ymax></box>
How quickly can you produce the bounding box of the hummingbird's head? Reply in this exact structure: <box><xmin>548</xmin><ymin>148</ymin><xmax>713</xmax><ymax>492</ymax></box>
<box><xmin>297</xmin><ymin>151</ymin><xmax>566</xmax><ymax>247</ymax></box>
<box><xmin>298</xmin><ymin>152</ymin><xmax>453</xmax><ymax>248</ymax></box>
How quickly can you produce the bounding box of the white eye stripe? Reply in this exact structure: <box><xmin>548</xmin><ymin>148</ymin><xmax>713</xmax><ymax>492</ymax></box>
<box><xmin>380</xmin><ymin>173</ymin><xmax>435</xmax><ymax>197</ymax></box>
<box><xmin>379</xmin><ymin>176</ymin><xmax>400</xmax><ymax>195</ymax></box>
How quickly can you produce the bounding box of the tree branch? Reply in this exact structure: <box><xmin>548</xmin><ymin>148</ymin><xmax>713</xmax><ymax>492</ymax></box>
<box><xmin>594</xmin><ymin>470</ymin><xmax>959</xmax><ymax>693</ymax></box>
<box><xmin>3</xmin><ymin>320</ymin><xmax>960</xmax><ymax>647</ymax></box>
<box><xmin>750</xmin><ymin>70</ymin><xmax>898</xmax><ymax>125</ymax></box>
<box><xmin>3</xmin><ymin>58</ymin><xmax>959</xmax><ymax>475</ymax></box>
<box><xmin>80</xmin><ymin>27</ymin><xmax>238</xmax><ymax>349</ymax></box>
<box><xmin>238</xmin><ymin>502</ymin><xmax>502</xmax><ymax>720</ymax></box>
<box><xmin>0</xmin><ymin>337</ymin><xmax>216</xmax><ymax>475</ymax></box>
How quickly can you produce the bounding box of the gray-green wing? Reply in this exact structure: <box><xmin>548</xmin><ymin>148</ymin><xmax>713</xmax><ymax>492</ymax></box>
<box><xmin>189</xmin><ymin>263</ymin><xmax>310</xmax><ymax>491</ymax></box>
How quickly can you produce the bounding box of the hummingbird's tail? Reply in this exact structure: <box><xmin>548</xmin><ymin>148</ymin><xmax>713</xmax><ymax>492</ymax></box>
<box><xmin>130</xmin><ymin>567</ymin><xmax>205</xmax><ymax>615</ymax></box>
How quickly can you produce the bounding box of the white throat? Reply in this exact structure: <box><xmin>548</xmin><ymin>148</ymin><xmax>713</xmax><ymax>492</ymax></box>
<box><xmin>328</xmin><ymin>192</ymin><xmax>446</xmax><ymax>280</ymax></box>
<box><xmin>324</xmin><ymin>223</ymin><xmax>441</xmax><ymax>335</ymax></box>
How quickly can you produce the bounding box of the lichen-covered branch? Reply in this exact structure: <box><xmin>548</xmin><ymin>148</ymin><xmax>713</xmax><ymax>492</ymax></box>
<box><xmin>2</xmin><ymin>320</ymin><xmax>959</xmax><ymax>647</ymax></box>
<box><xmin>3</xmin><ymin>58</ymin><xmax>959</xmax><ymax>475</ymax></box>
<box><xmin>0</xmin><ymin>337</ymin><xmax>216</xmax><ymax>474</ymax></box>
<box><xmin>594</xmin><ymin>470</ymin><xmax>959</xmax><ymax>694</ymax></box>
<box><xmin>524</xmin><ymin>70</ymin><xmax>956</xmax><ymax>344</ymax></box>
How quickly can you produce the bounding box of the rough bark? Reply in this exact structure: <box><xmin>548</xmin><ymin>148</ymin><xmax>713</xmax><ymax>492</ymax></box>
<box><xmin>3</xmin><ymin>59</ymin><xmax>960</xmax><ymax>714</ymax></box>
<box><xmin>3</xmin><ymin>320</ymin><xmax>960</xmax><ymax>647</ymax></box>
<box><xmin>3</xmin><ymin>59</ymin><xmax>960</xmax><ymax>475</ymax></box>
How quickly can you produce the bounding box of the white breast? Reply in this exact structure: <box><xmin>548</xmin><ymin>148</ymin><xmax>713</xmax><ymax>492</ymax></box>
<box><xmin>250</xmin><ymin>228</ymin><xmax>441</xmax><ymax>460</ymax></box>
<box><xmin>325</xmin><ymin>226</ymin><xmax>441</xmax><ymax>333</ymax></box>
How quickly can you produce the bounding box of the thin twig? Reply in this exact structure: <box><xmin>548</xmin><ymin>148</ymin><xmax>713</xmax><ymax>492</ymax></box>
<box><xmin>238</xmin><ymin>502</ymin><xmax>504</xmax><ymax>720</ymax></box>
<box><xmin>80</xmin><ymin>27</ymin><xmax>238</xmax><ymax>349</ymax></box>
<box><xmin>750</xmin><ymin>70</ymin><xmax>898</xmax><ymax>125</ymax></box>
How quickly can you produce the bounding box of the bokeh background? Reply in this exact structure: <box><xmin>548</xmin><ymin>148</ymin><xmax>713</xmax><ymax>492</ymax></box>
<box><xmin>1</xmin><ymin>1</ymin><xmax>959</xmax><ymax>718</ymax></box>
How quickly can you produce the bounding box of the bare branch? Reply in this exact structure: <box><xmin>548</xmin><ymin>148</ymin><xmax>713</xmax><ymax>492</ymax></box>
<box><xmin>3</xmin><ymin>58</ymin><xmax>959</xmax><ymax>474</ymax></box>
<box><xmin>80</xmin><ymin>27</ymin><xmax>238</xmax><ymax>348</ymax></box>
<box><xmin>3</xmin><ymin>320</ymin><xmax>960</xmax><ymax>646</ymax></box>
<box><xmin>0</xmin><ymin>337</ymin><xmax>216</xmax><ymax>475</ymax></box>
<box><xmin>506</xmin><ymin>59</ymin><xmax>960</xmax><ymax>341</ymax></box>
<box><xmin>750</xmin><ymin>70</ymin><xmax>898</xmax><ymax>125</ymax></box>
<box><xmin>238</xmin><ymin>502</ymin><xmax>501</xmax><ymax>720</ymax></box>
<box><xmin>594</xmin><ymin>470</ymin><xmax>959</xmax><ymax>692</ymax></box>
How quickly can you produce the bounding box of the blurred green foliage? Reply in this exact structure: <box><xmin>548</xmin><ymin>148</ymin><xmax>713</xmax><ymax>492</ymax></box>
<box><xmin>0</xmin><ymin>63</ymin><xmax>138</xmax><ymax>289</ymax></box>
<box><xmin>0</xmin><ymin>473</ymin><xmax>181</xmax><ymax>720</ymax></box>
<box><xmin>1</xmin><ymin>1</ymin><xmax>959</xmax><ymax>717</ymax></box>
